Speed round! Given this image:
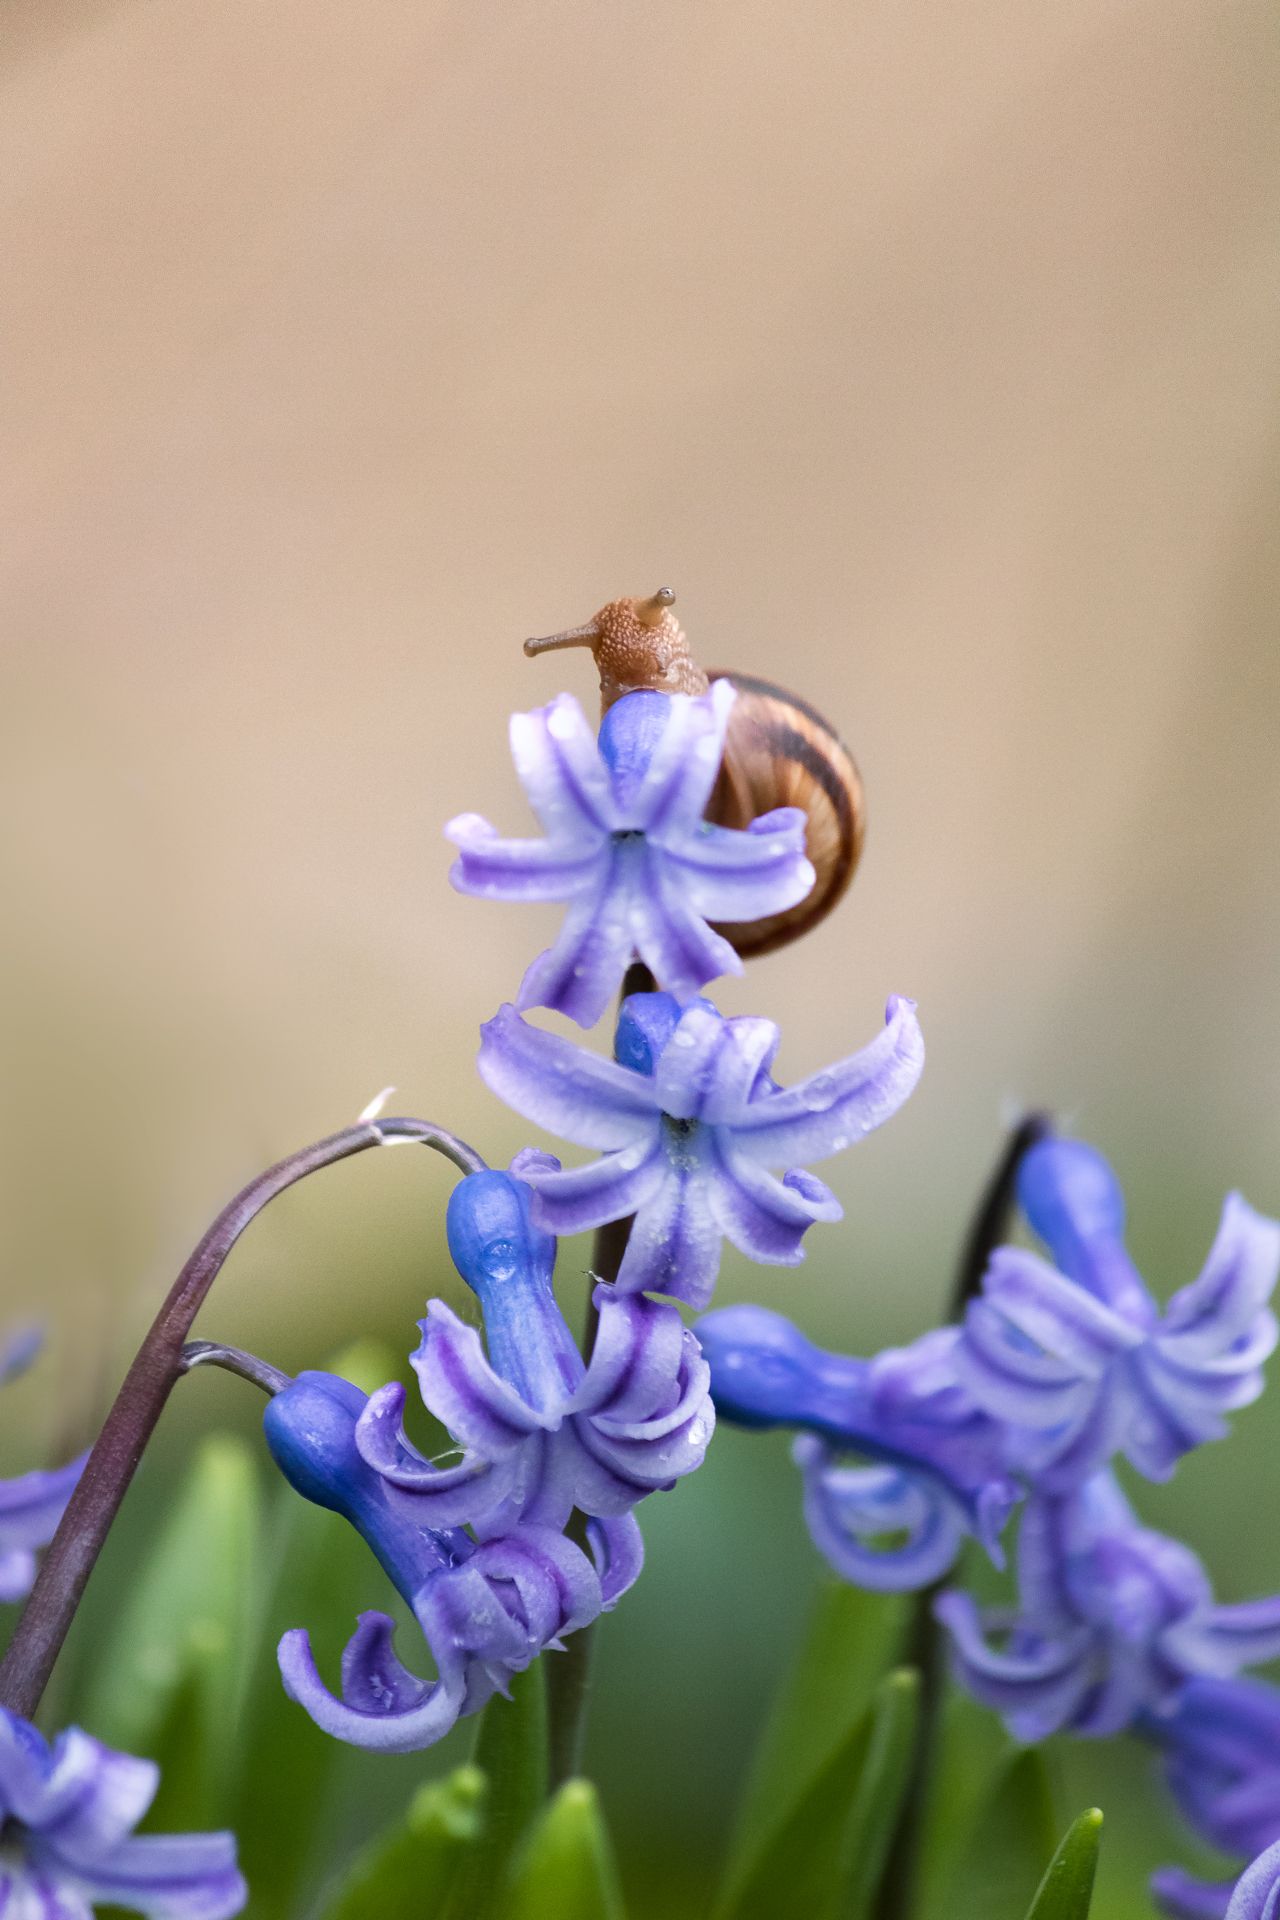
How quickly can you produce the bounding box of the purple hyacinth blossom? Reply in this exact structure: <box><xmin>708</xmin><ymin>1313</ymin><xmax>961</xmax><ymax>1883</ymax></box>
<box><xmin>1</xmin><ymin>1324</ymin><xmax>85</xmax><ymax>1602</ymax></box>
<box><xmin>478</xmin><ymin>989</ymin><xmax>924</xmax><ymax>1310</ymax></box>
<box><xmin>264</xmin><ymin>1369</ymin><xmax>638</xmax><ymax>1752</ymax></box>
<box><xmin>355</xmin><ymin>1169</ymin><xmax>713</xmax><ymax>1533</ymax></box>
<box><xmin>1225</xmin><ymin>1842</ymin><xmax>1280</xmax><ymax>1920</ymax></box>
<box><xmin>936</xmin><ymin>1471</ymin><xmax>1280</xmax><ymax>1743</ymax></box>
<box><xmin>696</xmin><ymin>1303</ymin><xmax>1017</xmax><ymax>1589</ymax></box>
<box><xmin>1147</xmin><ymin>1678</ymin><xmax>1280</xmax><ymax>1920</ymax></box>
<box><xmin>445</xmin><ymin>684</ymin><xmax>815</xmax><ymax>1027</ymax></box>
<box><xmin>955</xmin><ymin>1137</ymin><xmax>1280</xmax><ymax>1490</ymax></box>
<box><xmin>0</xmin><ymin>1706</ymin><xmax>245</xmax><ymax>1917</ymax></box>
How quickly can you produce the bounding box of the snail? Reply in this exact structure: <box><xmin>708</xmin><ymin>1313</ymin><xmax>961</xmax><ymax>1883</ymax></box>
<box><xmin>523</xmin><ymin>588</ymin><xmax>865</xmax><ymax>957</ymax></box>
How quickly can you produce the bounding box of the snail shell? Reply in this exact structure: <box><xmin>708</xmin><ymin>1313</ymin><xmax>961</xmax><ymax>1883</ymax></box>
<box><xmin>523</xmin><ymin>589</ymin><xmax>865</xmax><ymax>956</ymax></box>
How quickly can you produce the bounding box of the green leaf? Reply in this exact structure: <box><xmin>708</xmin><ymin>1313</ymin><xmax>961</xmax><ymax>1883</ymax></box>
<box><xmin>947</xmin><ymin>1748</ymin><xmax>1059</xmax><ymax>1919</ymax></box>
<box><xmin>80</xmin><ymin>1432</ymin><xmax>262</xmax><ymax>1821</ymax></box>
<box><xmin>838</xmin><ymin>1670</ymin><xmax>922</xmax><ymax>1919</ymax></box>
<box><xmin>719</xmin><ymin>1579</ymin><xmax>908</xmax><ymax>1908</ymax></box>
<box><xmin>715</xmin><ymin>1669</ymin><xmax>920</xmax><ymax>1920</ymax></box>
<box><xmin>911</xmin><ymin>1687</ymin><xmax>1021</xmax><ymax>1915</ymax></box>
<box><xmin>506</xmin><ymin>1779</ymin><xmax>626</xmax><ymax>1920</ymax></box>
<box><xmin>315</xmin><ymin>1764</ymin><xmax>488</xmax><ymax>1920</ymax></box>
<box><xmin>459</xmin><ymin>1661</ymin><xmax>548</xmax><ymax>1914</ymax></box>
<box><xmin>1024</xmin><ymin>1808</ymin><xmax>1103</xmax><ymax>1920</ymax></box>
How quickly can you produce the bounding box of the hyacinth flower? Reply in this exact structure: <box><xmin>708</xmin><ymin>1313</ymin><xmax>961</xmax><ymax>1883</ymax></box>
<box><xmin>696</xmin><ymin>1303</ymin><xmax>1017</xmax><ymax>1588</ymax></box>
<box><xmin>955</xmin><ymin>1136</ymin><xmax>1280</xmax><ymax>1490</ymax></box>
<box><xmin>265</xmin><ymin>1368</ymin><xmax>640</xmax><ymax>1752</ymax></box>
<box><xmin>936</xmin><ymin>1470</ymin><xmax>1280</xmax><ymax>1742</ymax></box>
<box><xmin>446</xmin><ymin>682</ymin><xmax>815</xmax><ymax>1026</ymax></box>
<box><xmin>1148</xmin><ymin>1678</ymin><xmax>1280</xmax><ymax>1920</ymax></box>
<box><xmin>0</xmin><ymin>1706</ymin><xmax>245</xmax><ymax>1917</ymax></box>
<box><xmin>479</xmin><ymin>989</ymin><xmax>924</xmax><ymax>1310</ymax></box>
<box><xmin>1</xmin><ymin>1323</ymin><xmax>86</xmax><ymax>1602</ymax></box>
<box><xmin>355</xmin><ymin>1167</ymin><xmax>713</xmax><ymax>1532</ymax></box>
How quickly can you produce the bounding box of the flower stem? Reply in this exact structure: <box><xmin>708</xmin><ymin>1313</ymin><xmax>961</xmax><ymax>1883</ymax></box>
<box><xmin>870</xmin><ymin>1111</ymin><xmax>1050</xmax><ymax>1920</ymax></box>
<box><xmin>544</xmin><ymin>962</ymin><xmax>653</xmax><ymax>1788</ymax></box>
<box><xmin>0</xmin><ymin>1115</ymin><xmax>484</xmax><ymax>1722</ymax></box>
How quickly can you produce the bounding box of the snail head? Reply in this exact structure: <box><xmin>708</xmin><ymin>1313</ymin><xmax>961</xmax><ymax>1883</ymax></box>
<box><xmin>523</xmin><ymin>587</ymin><xmax>709</xmax><ymax>709</ymax></box>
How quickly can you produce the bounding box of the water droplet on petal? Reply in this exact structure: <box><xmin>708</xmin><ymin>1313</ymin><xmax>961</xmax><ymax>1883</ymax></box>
<box><xmin>804</xmin><ymin>1073</ymin><xmax>838</xmax><ymax>1112</ymax></box>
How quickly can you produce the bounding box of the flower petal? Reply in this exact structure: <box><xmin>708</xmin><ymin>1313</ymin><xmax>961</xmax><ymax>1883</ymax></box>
<box><xmin>509</xmin><ymin>696</ymin><xmax>618</xmax><ymax>838</ymax></box>
<box><xmin>656</xmin><ymin>810</ymin><xmax>814</xmax><ymax>924</ymax></box>
<box><xmin>651</xmin><ymin>1004</ymin><xmax>780</xmax><ymax>1124</ymax></box>
<box><xmin>445</xmin><ymin>815</ymin><xmax>608</xmax><ymax>902</ymax></box>
<box><xmin>521</xmin><ymin>1138</ymin><xmax>667</xmax><ymax>1240</ymax></box>
<box><xmin>409</xmin><ymin>1305</ymin><xmax>550</xmax><ymax>1454</ymax></box>
<box><xmin>586</xmin><ymin>1511</ymin><xmax>645</xmax><ymax>1607</ymax></box>
<box><xmin>707</xmin><ymin>1147</ymin><xmax>842</xmax><ymax>1265</ymax></box>
<box><xmin>277</xmin><ymin>1617</ymin><xmax>469</xmax><ymax>1754</ymax></box>
<box><xmin>1163</xmin><ymin>1194</ymin><xmax>1280</xmax><ymax>1358</ymax></box>
<box><xmin>1150</xmin><ymin>1869</ymin><xmax>1237</xmax><ymax>1920</ymax></box>
<box><xmin>630</xmin><ymin>851</ymin><xmax>743</xmax><ymax>1002</ymax></box>
<box><xmin>796</xmin><ymin>1441</ymin><xmax>968</xmax><ymax>1591</ymax></box>
<box><xmin>516</xmin><ymin>872</ymin><xmax>639</xmax><ymax>1028</ymax></box>
<box><xmin>63</xmin><ymin>1834</ymin><xmax>246</xmax><ymax>1920</ymax></box>
<box><xmin>728</xmin><ymin>995</ymin><xmax>924</xmax><ymax>1167</ymax></box>
<box><xmin>617</xmin><ymin>679</ymin><xmax>736</xmax><ymax>832</ymax></box>
<box><xmin>478</xmin><ymin>1005</ymin><xmax>660</xmax><ymax>1147</ymax></box>
<box><xmin>615</xmin><ymin>1166</ymin><xmax>722</xmax><ymax>1309</ymax></box>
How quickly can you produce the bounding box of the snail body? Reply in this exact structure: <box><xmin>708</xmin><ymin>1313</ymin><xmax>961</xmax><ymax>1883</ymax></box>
<box><xmin>524</xmin><ymin>590</ymin><xmax>865</xmax><ymax>955</ymax></box>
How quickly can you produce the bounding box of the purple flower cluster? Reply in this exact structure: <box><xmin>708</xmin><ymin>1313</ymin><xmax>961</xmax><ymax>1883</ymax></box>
<box><xmin>700</xmin><ymin>1127</ymin><xmax>1280</xmax><ymax>1917</ymax></box>
<box><xmin>0</xmin><ymin>1707</ymin><xmax>245</xmax><ymax>1918</ymax></box>
<box><xmin>262</xmin><ymin>672</ymin><xmax>918</xmax><ymax>1754</ymax></box>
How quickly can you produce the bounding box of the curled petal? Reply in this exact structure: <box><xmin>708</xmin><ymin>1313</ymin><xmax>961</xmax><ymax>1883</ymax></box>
<box><xmin>1164</xmin><ymin>1195</ymin><xmax>1280</xmax><ymax>1358</ymax></box>
<box><xmin>355</xmin><ymin>1382</ymin><xmax>512</xmax><ymax>1526</ymax></box>
<box><xmin>958</xmin><ymin>1298</ymin><xmax>1095</xmax><ymax>1430</ymax></box>
<box><xmin>587</xmin><ymin>1511</ymin><xmax>645</xmax><ymax>1606</ymax></box>
<box><xmin>652</xmin><ymin>1005</ymin><xmax>780</xmax><ymax>1124</ymax></box>
<box><xmin>708</xmin><ymin>1147</ymin><xmax>842</xmax><ymax>1266</ymax></box>
<box><xmin>796</xmin><ymin>1441</ymin><xmax>968</xmax><ymax>1592</ymax></box>
<box><xmin>410</xmin><ymin>1306</ymin><xmax>550</xmax><ymax>1455</ymax></box>
<box><xmin>573</xmin><ymin>1288</ymin><xmax>693</xmax><ymax>1424</ymax></box>
<box><xmin>470</xmin><ymin>1525</ymin><xmax>603</xmax><ymax>1648</ymax></box>
<box><xmin>978</xmin><ymin>1249</ymin><xmax>1141</xmax><ymax>1375</ymax></box>
<box><xmin>1171</xmin><ymin>1597</ymin><xmax>1280</xmax><ymax>1676</ymax></box>
<box><xmin>728</xmin><ymin>995</ymin><xmax>924</xmax><ymax>1167</ymax></box>
<box><xmin>478</xmin><ymin>1005</ymin><xmax>659</xmax><ymax>1148</ymax></box>
<box><xmin>278</xmin><ymin>1616</ymin><xmax>469</xmax><ymax>1754</ymax></box>
<box><xmin>934</xmin><ymin>1590</ymin><xmax>1095</xmax><ymax>1737</ymax></box>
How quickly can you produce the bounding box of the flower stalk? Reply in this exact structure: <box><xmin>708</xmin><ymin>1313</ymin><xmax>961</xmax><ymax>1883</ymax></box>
<box><xmin>0</xmin><ymin>1115</ymin><xmax>483</xmax><ymax>1721</ymax></box>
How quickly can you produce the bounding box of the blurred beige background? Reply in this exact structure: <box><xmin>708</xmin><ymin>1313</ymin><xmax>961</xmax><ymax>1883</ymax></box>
<box><xmin>2</xmin><ymin>0</ymin><xmax>1279</xmax><ymax>1428</ymax></box>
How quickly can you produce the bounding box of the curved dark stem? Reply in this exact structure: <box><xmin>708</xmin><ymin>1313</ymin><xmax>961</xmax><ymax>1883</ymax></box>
<box><xmin>871</xmin><ymin>1110</ymin><xmax>1051</xmax><ymax>1920</ymax></box>
<box><xmin>180</xmin><ymin>1340</ymin><xmax>292</xmax><ymax>1397</ymax></box>
<box><xmin>0</xmin><ymin>1115</ymin><xmax>484</xmax><ymax>1721</ymax></box>
<box><xmin>545</xmin><ymin>962</ymin><xmax>654</xmax><ymax>1788</ymax></box>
